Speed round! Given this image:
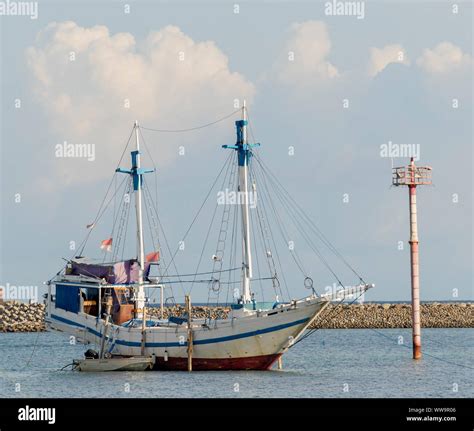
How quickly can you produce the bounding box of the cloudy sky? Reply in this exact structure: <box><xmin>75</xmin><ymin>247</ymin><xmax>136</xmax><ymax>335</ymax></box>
<box><xmin>0</xmin><ymin>0</ymin><xmax>472</xmax><ymax>303</ymax></box>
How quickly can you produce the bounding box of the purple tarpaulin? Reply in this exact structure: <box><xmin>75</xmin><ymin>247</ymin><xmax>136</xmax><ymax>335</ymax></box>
<box><xmin>70</xmin><ymin>259</ymin><xmax>151</xmax><ymax>284</ymax></box>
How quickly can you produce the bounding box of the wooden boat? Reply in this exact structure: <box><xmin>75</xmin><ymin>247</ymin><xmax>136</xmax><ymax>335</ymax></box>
<box><xmin>45</xmin><ymin>103</ymin><xmax>373</xmax><ymax>371</ymax></box>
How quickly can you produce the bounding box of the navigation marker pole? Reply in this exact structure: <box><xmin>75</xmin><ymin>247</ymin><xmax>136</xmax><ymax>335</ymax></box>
<box><xmin>392</xmin><ymin>158</ymin><xmax>432</xmax><ymax>359</ymax></box>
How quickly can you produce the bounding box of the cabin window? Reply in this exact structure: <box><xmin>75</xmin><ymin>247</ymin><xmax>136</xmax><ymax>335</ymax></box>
<box><xmin>80</xmin><ymin>287</ymin><xmax>99</xmax><ymax>316</ymax></box>
<box><xmin>111</xmin><ymin>287</ymin><xmax>134</xmax><ymax>324</ymax></box>
<box><xmin>55</xmin><ymin>284</ymin><xmax>80</xmax><ymax>313</ymax></box>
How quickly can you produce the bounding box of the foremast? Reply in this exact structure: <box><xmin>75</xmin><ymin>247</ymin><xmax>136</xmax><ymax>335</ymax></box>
<box><xmin>116</xmin><ymin>121</ymin><xmax>154</xmax><ymax>319</ymax></box>
<box><xmin>223</xmin><ymin>101</ymin><xmax>260</xmax><ymax>303</ymax></box>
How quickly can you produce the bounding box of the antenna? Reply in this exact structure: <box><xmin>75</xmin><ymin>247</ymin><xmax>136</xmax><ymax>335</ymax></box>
<box><xmin>392</xmin><ymin>157</ymin><xmax>432</xmax><ymax>360</ymax></box>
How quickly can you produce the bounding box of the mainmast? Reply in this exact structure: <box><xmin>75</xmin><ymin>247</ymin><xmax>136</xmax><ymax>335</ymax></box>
<box><xmin>223</xmin><ymin>101</ymin><xmax>260</xmax><ymax>303</ymax></box>
<box><xmin>116</xmin><ymin>121</ymin><xmax>154</xmax><ymax>319</ymax></box>
<box><xmin>134</xmin><ymin>121</ymin><xmax>146</xmax><ymax>316</ymax></box>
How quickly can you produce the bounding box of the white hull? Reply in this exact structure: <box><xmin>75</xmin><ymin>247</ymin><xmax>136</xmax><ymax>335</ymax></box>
<box><xmin>47</xmin><ymin>295</ymin><xmax>329</xmax><ymax>370</ymax></box>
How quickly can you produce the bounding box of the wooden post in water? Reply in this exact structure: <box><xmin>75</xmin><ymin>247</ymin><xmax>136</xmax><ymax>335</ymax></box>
<box><xmin>277</xmin><ymin>357</ymin><xmax>283</xmax><ymax>370</ymax></box>
<box><xmin>99</xmin><ymin>295</ymin><xmax>113</xmax><ymax>359</ymax></box>
<box><xmin>185</xmin><ymin>295</ymin><xmax>193</xmax><ymax>372</ymax></box>
<box><xmin>160</xmin><ymin>285</ymin><xmax>164</xmax><ymax>320</ymax></box>
<box><xmin>141</xmin><ymin>300</ymin><xmax>146</xmax><ymax>356</ymax></box>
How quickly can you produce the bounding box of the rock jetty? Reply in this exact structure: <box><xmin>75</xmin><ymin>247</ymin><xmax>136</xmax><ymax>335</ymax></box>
<box><xmin>146</xmin><ymin>303</ymin><xmax>472</xmax><ymax>329</ymax></box>
<box><xmin>0</xmin><ymin>302</ymin><xmax>45</xmax><ymax>332</ymax></box>
<box><xmin>0</xmin><ymin>301</ymin><xmax>471</xmax><ymax>332</ymax></box>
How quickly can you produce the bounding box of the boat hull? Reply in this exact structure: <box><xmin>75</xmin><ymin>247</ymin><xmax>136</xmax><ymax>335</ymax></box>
<box><xmin>47</xmin><ymin>292</ymin><xmax>329</xmax><ymax>371</ymax></box>
<box><xmin>152</xmin><ymin>353</ymin><xmax>281</xmax><ymax>371</ymax></box>
<box><xmin>73</xmin><ymin>357</ymin><xmax>154</xmax><ymax>372</ymax></box>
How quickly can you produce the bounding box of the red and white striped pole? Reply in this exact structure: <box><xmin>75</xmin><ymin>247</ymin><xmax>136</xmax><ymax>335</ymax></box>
<box><xmin>393</xmin><ymin>157</ymin><xmax>431</xmax><ymax>360</ymax></box>
<box><xmin>408</xmin><ymin>158</ymin><xmax>421</xmax><ymax>359</ymax></box>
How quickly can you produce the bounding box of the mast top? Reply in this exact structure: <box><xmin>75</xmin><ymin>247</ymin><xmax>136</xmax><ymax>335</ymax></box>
<box><xmin>115</xmin><ymin>123</ymin><xmax>154</xmax><ymax>190</ymax></box>
<box><xmin>222</xmin><ymin>101</ymin><xmax>260</xmax><ymax>162</ymax></box>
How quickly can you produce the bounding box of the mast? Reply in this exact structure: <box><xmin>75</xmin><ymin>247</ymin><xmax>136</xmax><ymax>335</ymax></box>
<box><xmin>222</xmin><ymin>101</ymin><xmax>260</xmax><ymax>303</ymax></box>
<box><xmin>116</xmin><ymin>121</ymin><xmax>154</xmax><ymax>320</ymax></box>
<box><xmin>134</xmin><ymin>121</ymin><xmax>146</xmax><ymax>317</ymax></box>
<box><xmin>240</xmin><ymin>102</ymin><xmax>252</xmax><ymax>303</ymax></box>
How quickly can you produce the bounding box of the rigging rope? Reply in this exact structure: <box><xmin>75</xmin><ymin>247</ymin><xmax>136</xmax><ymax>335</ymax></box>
<box><xmin>207</xmin><ymin>151</ymin><xmax>238</xmax><ymax>307</ymax></box>
<box><xmin>259</xmin><ymin>161</ymin><xmax>348</xmax><ymax>289</ymax></box>
<box><xmin>159</xmin><ymin>267</ymin><xmax>241</xmax><ymax>278</ymax></box>
<box><xmin>158</xmin><ymin>152</ymin><xmax>234</xmax><ymax>281</ymax></box>
<box><xmin>368</xmin><ymin>328</ymin><xmax>474</xmax><ymax>370</ymax></box>
<box><xmin>190</xmin><ymin>152</ymin><xmax>234</xmax><ymax>296</ymax></box>
<box><xmin>137</xmin><ymin>129</ymin><xmax>182</xmax><ymax>299</ymax></box>
<box><xmin>254</xmin><ymin>153</ymin><xmax>366</xmax><ymax>284</ymax></box>
<box><xmin>250</xmin><ymin>161</ymin><xmax>308</xmax><ymax>278</ymax></box>
<box><xmin>76</xmin><ymin>127</ymin><xmax>135</xmax><ymax>258</ymax></box>
<box><xmin>141</xmin><ymin>109</ymin><xmax>241</xmax><ymax>133</ymax></box>
<box><xmin>250</xmin><ymin>169</ymin><xmax>282</xmax><ymax>299</ymax></box>
<box><xmin>291</xmin><ymin>291</ymin><xmax>366</xmax><ymax>347</ymax></box>
<box><xmin>288</xmin><ymin>298</ymin><xmax>474</xmax><ymax>371</ymax></box>
<box><xmin>224</xmin><ymin>186</ymin><xmax>240</xmax><ymax>306</ymax></box>
<box><xmin>142</xmin><ymin>182</ymin><xmax>182</xmax><ymax>299</ymax></box>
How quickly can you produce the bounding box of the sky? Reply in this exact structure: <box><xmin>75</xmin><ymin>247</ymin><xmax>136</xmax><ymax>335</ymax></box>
<box><xmin>0</xmin><ymin>0</ymin><xmax>472</xmax><ymax>303</ymax></box>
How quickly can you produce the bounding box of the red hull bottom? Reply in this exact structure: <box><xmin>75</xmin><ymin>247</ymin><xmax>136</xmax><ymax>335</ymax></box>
<box><xmin>152</xmin><ymin>354</ymin><xmax>281</xmax><ymax>371</ymax></box>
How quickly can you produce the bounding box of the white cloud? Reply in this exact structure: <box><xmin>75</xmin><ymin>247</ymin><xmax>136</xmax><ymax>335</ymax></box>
<box><xmin>416</xmin><ymin>42</ymin><xmax>473</xmax><ymax>75</ymax></box>
<box><xmin>273</xmin><ymin>21</ymin><xmax>339</xmax><ymax>86</ymax></box>
<box><xmin>26</xmin><ymin>21</ymin><xmax>255</xmax><ymax>187</ymax></box>
<box><xmin>368</xmin><ymin>44</ymin><xmax>409</xmax><ymax>77</ymax></box>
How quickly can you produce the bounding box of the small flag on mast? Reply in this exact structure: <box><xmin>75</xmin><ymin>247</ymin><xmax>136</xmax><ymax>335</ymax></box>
<box><xmin>100</xmin><ymin>238</ymin><xmax>113</xmax><ymax>252</ymax></box>
<box><xmin>146</xmin><ymin>251</ymin><xmax>160</xmax><ymax>262</ymax></box>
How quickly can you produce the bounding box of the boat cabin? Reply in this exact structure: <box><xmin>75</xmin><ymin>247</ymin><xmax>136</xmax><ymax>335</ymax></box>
<box><xmin>54</xmin><ymin>257</ymin><xmax>152</xmax><ymax>324</ymax></box>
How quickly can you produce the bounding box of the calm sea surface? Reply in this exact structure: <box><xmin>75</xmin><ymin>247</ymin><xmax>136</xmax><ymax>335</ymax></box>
<box><xmin>0</xmin><ymin>329</ymin><xmax>472</xmax><ymax>398</ymax></box>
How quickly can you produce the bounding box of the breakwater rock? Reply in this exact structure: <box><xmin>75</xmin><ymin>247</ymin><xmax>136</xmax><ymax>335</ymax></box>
<box><xmin>0</xmin><ymin>302</ymin><xmax>45</xmax><ymax>332</ymax></box>
<box><xmin>147</xmin><ymin>303</ymin><xmax>473</xmax><ymax>329</ymax></box>
<box><xmin>0</xmin><ymin>302</ymin><xmax>472</xmax><ymax>332</ymax></box>
<box><xmin>310</xmin><ymin>302</ymin><xmax>473</xmax><ymax>329</ymax></box>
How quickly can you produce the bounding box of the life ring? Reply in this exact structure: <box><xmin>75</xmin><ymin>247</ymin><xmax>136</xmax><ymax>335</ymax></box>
<box><xmin>304</xmin><ymin>277</ymin><xmax>314</xmax><ymax>289</ymax></box>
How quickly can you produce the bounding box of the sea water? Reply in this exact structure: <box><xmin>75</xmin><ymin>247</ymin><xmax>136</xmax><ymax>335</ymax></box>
<box><xmin>0</xmin><ymin>329</ymin><xmax>472</xmax><ymax>398</ymax></box>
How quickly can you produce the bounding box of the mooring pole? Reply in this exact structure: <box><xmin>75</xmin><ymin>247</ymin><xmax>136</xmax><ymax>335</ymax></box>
<box><xmin>185</xmin><ymin>295</ymin><xmax>193</xmax><ymax>372</ymax></box>
<box><xmin>277</xmin><ymin>357</ymin><xmax>283</xmax><ymax>370</ymax></box>
<box><xmin>392</xmin><ymin>158</ymin><xmax>432</xmax><ymax>360</ymax></box>
<box><xmin>160</xmin><ymin>285</ymin><xmax>164</xmax><ymax>320</ymax></box>
<box><xmin>100</xmin><ymin>295</ymin><xmax>113</xmax><ymax>359</ymax></box>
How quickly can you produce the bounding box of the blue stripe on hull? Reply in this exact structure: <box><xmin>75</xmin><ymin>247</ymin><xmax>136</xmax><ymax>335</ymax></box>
<box><xmin>50</xmin><ymin>314</ymin><xmax>309</xmax><ymax>348</ymax></box>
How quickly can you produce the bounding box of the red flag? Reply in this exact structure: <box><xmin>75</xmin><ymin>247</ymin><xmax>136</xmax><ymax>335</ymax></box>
<box><xmin>100</xmin><ymin>238</ymin><xmax>113</xmax><ymax>252</ymax></box>
<box><xmin>146</xmin><ymin>251</ymin><xmax>160</xmax><ymax>262</ymax></box>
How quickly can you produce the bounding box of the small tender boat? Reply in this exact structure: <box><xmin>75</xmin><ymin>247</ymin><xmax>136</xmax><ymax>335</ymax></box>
<box><xmin>73</xmin><ymin>356</ymin><xmax>155</xmax><ymax>372</ymax></box>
